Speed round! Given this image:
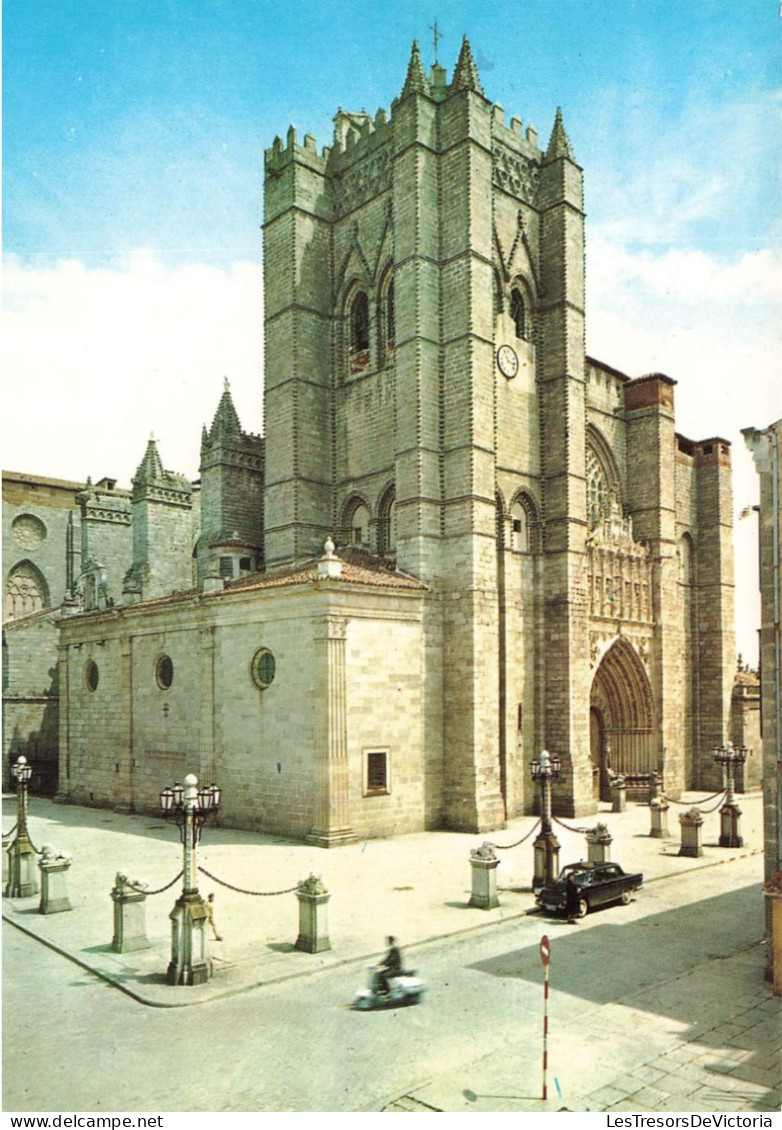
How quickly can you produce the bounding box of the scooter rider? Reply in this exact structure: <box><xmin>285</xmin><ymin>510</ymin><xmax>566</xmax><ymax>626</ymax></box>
<box><xmin>377</xmin><ymin>935</ymin><xmax>403</xmax><ymax>995</ymax></box>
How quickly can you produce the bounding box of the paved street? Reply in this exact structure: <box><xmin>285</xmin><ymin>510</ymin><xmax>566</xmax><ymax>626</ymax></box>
<box><xmin>2</xmin><ymin>791</ymin><xmax>780</xmax><ymax>1113</ymax></box>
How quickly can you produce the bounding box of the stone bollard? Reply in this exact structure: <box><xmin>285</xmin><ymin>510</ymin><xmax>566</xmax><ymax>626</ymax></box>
<box><xmin>295</xmin><ymin>872</ymin><xmax>331</xmax><ymax>953</ymax></box>
<box><xmin>111</xmin><ymin>872</ymin><xmax>151</xmax><ymax>952</ymax></box>
<box><xmin>678</xmin><ymin>807</ymin><xmax>704</xmax><ymax>858</ymax></box>
<box><xmin>649</xmin><ymin>797</ymin><xmax>670</xmax><ymax>838</ymax></box>
<box><xmin>586</xmin><ymin>823</ymin><xmax>613</xmax><ymax>864</ymax></box>
<box><xmin>611</xmin><ymin>777</ymin><xmax>627</xmax><ymax>813</ymax></box>
<box><xmin>649</xmin><ymin>773</ymin><xmax>662</xmax><ymax>802</ymax></box>
<box><xmin>469</xmin><ymin>842</ymin><xmax>500</xmax><ymax>909</ymax></box>
<box><xmin>38</xmin><ymin>845</ymin><xmax>73</xmax><ymax>913</ymax></box>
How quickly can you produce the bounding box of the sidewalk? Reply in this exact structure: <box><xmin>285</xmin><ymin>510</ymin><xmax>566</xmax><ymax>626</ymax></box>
<box><xmin>385</xmin><ymin>930</ymin><xmax>780</xmax><ymax>1114</ymax></box>
<box><xmin>3</xmin><ymin>790</ymin><xmax>780</xmax><ymax>1114</ymax></box>
<box><xmin>1</xmin><ymin>788</ymin><xmax>766</xmax><ymax>1009</ymax></box>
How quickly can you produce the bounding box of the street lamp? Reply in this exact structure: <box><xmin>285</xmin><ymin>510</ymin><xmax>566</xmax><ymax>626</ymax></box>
<box><xmin>5</xmin><ymin>755</ymin><xmax>38</xmax><ymax>898</ymax></box>
<box><xmin>160</xmin><ymin>773</ymin><xmax>221</xmax><ymax>985</ymax></box>
<box><xmin>531</xmin><ymin>750</ymin><xmax>562</xmax><ymax>890</ymax></box>
<box><xmin>713</xmin><ymin>742</ymin><xmax>747</xmax><ymax>848</ymax></box>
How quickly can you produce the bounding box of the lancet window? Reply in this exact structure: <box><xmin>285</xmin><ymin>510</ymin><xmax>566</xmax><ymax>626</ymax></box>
<box><xmin>5</xmin><ymin>561</ymin><xmax>47</xmax><ymax>619</ymax></box>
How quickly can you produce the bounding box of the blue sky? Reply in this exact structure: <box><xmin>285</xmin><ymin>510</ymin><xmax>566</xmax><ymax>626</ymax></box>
<box><xmin>4</xmin><ymin>0</ymin><xmax>778</xmax><ymax>265</ymax></box>
<box><xmin>3</xmin><ymin>0</ymin><xmax>781</xmax><ymax>659</ymax></box>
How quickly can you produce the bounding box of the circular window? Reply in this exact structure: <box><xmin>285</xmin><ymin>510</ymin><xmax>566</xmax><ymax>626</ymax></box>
<box><xmin>155</xmin><ymin>655</ymin><xmax>174</xmax><ymax>689</ymax></box>
<box><xmin>85</xmin><ymin>660</ymin><xmax>99</xmax><ymax>692</ymax></box>
<box><xmin>12</xmin><ymin>514</ymin><xmax>47</xmax><ymax>550</ymax></box>
<box><xmin>250</xmin><ymin>648</ymin><xmax>276</xmax><ymax>690</ymax></box>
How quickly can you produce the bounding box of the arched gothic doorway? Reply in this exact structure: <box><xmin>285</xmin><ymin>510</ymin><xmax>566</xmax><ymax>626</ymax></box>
<box><xmin>590</xmin><ymin>638</ymin><xmax>655</xmax><ymax>801</ymax></box>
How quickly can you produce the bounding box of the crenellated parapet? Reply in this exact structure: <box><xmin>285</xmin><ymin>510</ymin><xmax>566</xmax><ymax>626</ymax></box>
<box><xmin>76</xmin><ymin>483</ymin><xmax>131</xmax><ymax>527</ymax></box>
<box><xmin>265</xmin><ymin>37</ymin><xmax>560</xmax><ymax>222</ymax></box>
<box><xmin>491</xmin><ymin>104</ymin><xmax>542</xmax><ymax>207</ymax></box>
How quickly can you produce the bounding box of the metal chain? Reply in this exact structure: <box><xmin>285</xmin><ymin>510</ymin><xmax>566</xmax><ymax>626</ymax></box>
<box><xmin>198</xmin><ymin>864</ymin><xmax>300</xmax><ymax>896</ymax></box>
<box><xmin>3</xmin><ymin>823</ymin><xmax>18</xmax><ymax>840</ymax></box>
<box><xmin>553</xmin><ymin>816</ymin><xmax>593</xmax><ymax>834</ymax></box>
<box><xmin>488</xmin><ymin>816</ymin><xmax>541</xmax><ymax>850</ymax></box>
<box><xmin>665</xmin><ymin>788</ymin><xmax>726</xmax><ymax>808</ymax></box>
<box><xmin>695</xmin><ymin>791</ymin><xmax>730</xmax><ymax>814</ymax></box>
<box><xmin>125</xmin><ymin>870</ymin><xmax>183</xmax><ymax>896</ymax></box>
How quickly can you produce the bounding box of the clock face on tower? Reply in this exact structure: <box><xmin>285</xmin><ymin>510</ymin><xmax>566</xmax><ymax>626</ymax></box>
<box><xmin>497</xmin><ymin>344</ymin><xmax>519</xmax><ymax>379</ymax></box>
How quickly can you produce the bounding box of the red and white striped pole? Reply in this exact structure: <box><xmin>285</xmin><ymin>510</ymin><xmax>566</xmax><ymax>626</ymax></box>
<box><xmin>540</xmin><ymin>934</ymin><xmax>551</xmax><ymax>1102</ymax></box>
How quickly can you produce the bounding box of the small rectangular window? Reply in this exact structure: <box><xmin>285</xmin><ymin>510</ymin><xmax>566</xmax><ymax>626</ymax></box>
<box><xmin>365</xmin><ymin>750</ymin><xmax>389</xmax><ymax>795</ymax></box>
<box><xmin>219</xmin><ymin>556</ymin><xmax>233</xmax><ymax>578</ymax></box>
<box><xmin>239</xmin><ymin>557</ymin><xmax>252</xmax><ymax>572</ymax></box>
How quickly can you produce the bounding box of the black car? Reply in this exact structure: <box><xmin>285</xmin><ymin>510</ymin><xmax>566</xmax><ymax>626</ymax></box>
<box><xmin>535</xmin><ymin>861</ymin><xmax>643</xmax><ymax>918</ymax></box>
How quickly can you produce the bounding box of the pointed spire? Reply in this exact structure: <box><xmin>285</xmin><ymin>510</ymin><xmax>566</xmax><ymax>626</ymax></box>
<box><xmin>400</xmin><ymin>39</ymin><xmax>428</xmax><ymax>98</ymax></box>
<box><xmin>545</xmin><ymin>107</ymin><xmax>574</xmax><ymax>161</ymax></box>
<box><xmin>205</xmin><ymin>378</ymin><xmax>242</xmax><ymax>444</ymax></box>
<box><xmin>451</xmin><ymin>36</ymin><xmax>483</xmax><ymax>95</ymax></box>
<box><xmin>134</xmin><ymin>436</ymin><xmax>164</xmax><ymax>483</ymax></box>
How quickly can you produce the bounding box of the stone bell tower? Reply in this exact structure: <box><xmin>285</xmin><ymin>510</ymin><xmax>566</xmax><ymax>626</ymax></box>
<box><xmin>261</xmin><ymin>38</ymin><xmax>592</xmax><ymax>830</ymax></box>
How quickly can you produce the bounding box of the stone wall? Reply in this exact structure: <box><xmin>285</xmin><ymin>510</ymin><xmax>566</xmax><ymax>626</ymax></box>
<box><xmin>3</xmin><ymin>473</ymin><xmax>84</xmax><ymax>617</ymax></box>
<box><xmin>58</xmin><ymin>572</ymin><xmax>431</xmax><ymax>842</ymax></box>
<box><xmin>3</xmin><ymin>610</ymin><xmax>61</xmax><ymax>792</ymax></box>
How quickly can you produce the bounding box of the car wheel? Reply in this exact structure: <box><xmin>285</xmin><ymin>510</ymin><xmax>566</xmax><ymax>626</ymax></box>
<box><xmin>576</xmin><ymin>898</ymin><xmax>588</xmax><ymax>918</ymax></box>
<box><xmin>621</xmin><ymin>890</ymin><xmax>631</xmax><ymax>905</ymax></box>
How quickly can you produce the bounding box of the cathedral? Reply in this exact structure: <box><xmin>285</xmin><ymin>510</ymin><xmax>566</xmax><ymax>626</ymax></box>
<box><xmin>3</xmin><ymin>39</ymin><xmax>737</xmax><ymax>842</ymax></box>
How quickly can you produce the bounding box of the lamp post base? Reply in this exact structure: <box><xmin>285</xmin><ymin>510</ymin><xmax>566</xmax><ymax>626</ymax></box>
<box><xmin>167</xmin><ymin>891</ymin><xmax>211</xmax><ymax>985</ymax></box>
<box><xmin>5</xmin><ymin>839</ymin><xmax>39</xmax><ymax>899</ymax></box>
<box><xmin>533</xmin><ymin>830</ymin><xmax>560</xmax><ymax>891</ymax></box>
<box><xmin>718</xmin><ymin>803</ymin><xmax>743</xmax><ymax>849</ymax></box>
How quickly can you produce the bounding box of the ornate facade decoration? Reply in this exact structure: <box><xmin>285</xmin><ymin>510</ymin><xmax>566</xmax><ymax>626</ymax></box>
<box><xmin>587</xmin><ymin>499</ymin><xmax>652</xmax><ymax>626</ymax></box>
<box><xmin>333</xmin><ymin>146</ymin><xmax>392</xmax><ymax>218</ymax></box>
<box><xmin>492</xmin><ymin>143</ymin><xmax>540</xmax><ymax>204</ymax></box>
<box><xmin>11</xmin><ymin>514</ymin><xmax>47</xmax><ymax>549</ymax></box>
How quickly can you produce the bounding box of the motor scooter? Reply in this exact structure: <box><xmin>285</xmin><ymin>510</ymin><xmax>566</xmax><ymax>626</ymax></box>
<box><xmin>352</xmin><ymin>963</ymin><xmax>426</xmax><ymax>1010</ymax></box>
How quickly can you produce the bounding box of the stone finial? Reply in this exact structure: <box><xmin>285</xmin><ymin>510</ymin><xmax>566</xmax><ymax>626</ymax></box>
<box><xmin>545</xmin><ymin>107</ymin><xmax>574</xmax><ymax>161</ymax></box>
<box><xmin>318</xmin><ymin>537</ymin><xmax>343</xmax><ymax>580</ymax></box>
<box><xmin>113</xmin><ymin>871</ymin><xmax>148</xmax><ymax>895</ymax></box>
<box><xmin>451</xmin><ymin>36</ymin><xmax>484</xmax><ymax>95</ymax></box>
<box><xmin>298</xmin><ymin>871</ymin><xmax>327</xmax><ymax>895</ymax></box>
<box><xmin>400</xmin><ymin>39</ymin><xmax>428</xmax><ymax>98</ymax></box>
<box><xmin>470</xmin><ymin>841</ymin><xmax>498</xmax><ymax>861</ymax></box>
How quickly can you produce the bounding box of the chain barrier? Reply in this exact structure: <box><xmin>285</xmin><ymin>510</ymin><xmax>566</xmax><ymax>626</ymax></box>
<box><xmin>198</xmin><ymin>864</ymin><xmax>300</xmax><ymax>897</ymax></box>
<box><xmin>552</xmin><ymin>816</ymin><xmax>593</xmax><ymax>834</ymax></box>
<box><xmin>488</xmin><ymin>816</ymin><xmax>541</xmax><ymax>850</ymax></box>
<box><xmin>693</xmin><ymin>791</ymin><xmax>729</xmax><ymax>815</ymax></box>
<box><xmin>125</xmin><ymin>870</ymin><xmax>183</xmax><ymax>897</ymax></box>
<box><xmin>664</xmin><ymin>788</ymin><xmax>726</xmax><ymax>808</ymax></box>
<box><xmin>3</xmin><ymin>823</ymin><xmax>18</xmax><ymax>839</ymax></box>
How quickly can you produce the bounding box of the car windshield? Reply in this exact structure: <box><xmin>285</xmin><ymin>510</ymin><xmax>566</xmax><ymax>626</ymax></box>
<box><xmin>558</xmin><ymin>864</ymin><xmax>590</xmax><ymax>880</ymax></box>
